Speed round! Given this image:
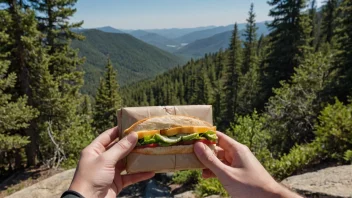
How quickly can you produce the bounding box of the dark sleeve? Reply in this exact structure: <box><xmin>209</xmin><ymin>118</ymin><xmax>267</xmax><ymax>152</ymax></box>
<box><xmin>61</xmin><ymin>190</ymin><xmax>85</xmax><ymax>198</ymax></box>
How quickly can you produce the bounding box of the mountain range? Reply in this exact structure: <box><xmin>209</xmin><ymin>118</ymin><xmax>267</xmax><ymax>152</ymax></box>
<box><xmin>94</xmin><ymin>21</ymin><xmax>269</xmax><ymax>58</ymax></box>
<box><xmin>74</xmin><ymin>22</ymin><xmax>270</xmax><ymax>94</ymax></box>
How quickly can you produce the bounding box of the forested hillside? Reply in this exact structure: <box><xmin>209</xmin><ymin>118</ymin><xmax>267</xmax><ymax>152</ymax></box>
<box><xmin>129</xmin><ymin>30</ymin><xmax>180</xmax><ymax>52</ymax></box>
<box><xmin>175</xmin><ymin>31</ymin><xmax>234</xmax><ymax>58</ymax></box>
<box><xmin>72</xmin><ymin>29</ymin><xmax>186</xmax><ymax>95</ymax></box>
<box><xmin>175</xmin><ymin>22</ymin><xmax>269</xmax><ymax>58</ymax></box>
<box><xmin>122</xmin><ymin>1</ymin><xmax>352</xmax><ymax>196</ymax></box>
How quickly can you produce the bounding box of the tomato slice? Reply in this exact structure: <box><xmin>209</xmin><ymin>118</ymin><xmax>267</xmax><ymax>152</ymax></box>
<box><xmin>136</xmin><ymin>143</ymin><xmax>159</xmax><ymax>148</ymax></box>
<box><xmin>197</xmin><ymin>139</ymin><xmax>217</xmax><ymax>145</ymax></box>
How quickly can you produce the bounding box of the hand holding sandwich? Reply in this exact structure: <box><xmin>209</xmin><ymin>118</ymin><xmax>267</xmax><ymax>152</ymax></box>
<box><xmin>65</xmin><ymin>124</ymin><xmax>301</xmax><ymax>198</ymax></box>
<box><xmin>67</xmin><ymin>127</ymin><xmax>154</xmax><ymax>198</ymax></box>
<box><xmin>194</xmin><ymin>132</ymin><xmax>302</xmax><ymax>198</ymax></box>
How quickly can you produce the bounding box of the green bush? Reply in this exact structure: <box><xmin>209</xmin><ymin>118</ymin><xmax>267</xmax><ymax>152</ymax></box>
<box><xmin>195</xmin><ymin>178</ymin><xmax>228</xmax><ymax>197</ymax></box>
<box><xmin>227</xmin><ymin>111</ymin><xmax>274</xmax><ymax>166</ymax></box>
<box><xmin>344</xmin><ymin>150</ymin><xmax>352</xmax><ymax>163</ymax></box>
<box><xmin>172</xmin><ymin>170</ymin><xmax>201</xmax><ymax>185</ymax></box>
<box><xmin>267</xmin><ymin>99</ymin><xmax>352</xmax><ymax>180</ymax></box>
<box><xmin>267</xmin><ymin>142</ymin><xmax>321</xmax><ymax>180</ymax></box>
<box><xmin>314</xmin><ymin>99</ymin><xmax>352</xmax><ymax>162</ymax></box>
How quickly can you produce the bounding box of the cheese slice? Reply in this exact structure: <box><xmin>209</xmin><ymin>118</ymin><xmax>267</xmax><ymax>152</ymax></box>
<box><xmin>136</xmin><ymin>130</ymin><xmax>160</xmax><ymax>139</ymax></box>
<box><xmin>160</xmin><ymin>126</ymin><xmax>216</xmax><ymax>136</ymax></box>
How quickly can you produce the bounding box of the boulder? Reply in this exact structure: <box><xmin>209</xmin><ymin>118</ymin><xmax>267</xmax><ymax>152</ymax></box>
<box><xmin>6</xmin><ymin>169</ymin><xmax>75</xmax><ymax>198</ymax></box>
<box><xmin>281</xmin><ymin>165</ymin><xmax>352</xmax><ymax>198</ymax></box>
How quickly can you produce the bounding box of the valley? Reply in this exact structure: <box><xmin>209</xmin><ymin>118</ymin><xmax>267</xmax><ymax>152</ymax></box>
<box><xmin>71</xmin><ymin>29</ymin><xmax>186</xmax><ymax>95</ymax></box>
<box><xmin>95</xmin><ymin>21</ymin><xmax>269</xmax><ymax>57</ymax></box>
<box><xmin>74</xmin><ymin>21</ymin><xmax>269</xmax><ymax>94</ymax></box>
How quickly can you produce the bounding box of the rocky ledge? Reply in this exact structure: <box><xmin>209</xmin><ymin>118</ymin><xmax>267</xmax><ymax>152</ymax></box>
<box><xmin>282</xmin><ymin>165</ymin><xmax>352</xmax><ymax>198</ymax></box>
<box><xmin>6</xmin><ymin>165</ymin><xmax>352</xmax><ymax>198</ymax></box>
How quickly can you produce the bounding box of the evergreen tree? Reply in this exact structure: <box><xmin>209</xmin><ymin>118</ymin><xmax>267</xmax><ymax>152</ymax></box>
<box><xmin>265</xmin><ymin>52</ymin><xmax>334</xmax><ymax>155</ymax></box>
<box><xmin>309</xmin><ymin>0</ymin><xmax>318</xmax><ymax>48</ymax></box>
<box><xmin>242</xmin><ymin>3</ymin><xmax>258</xmax><ymax>74</ymax></box>
<box><xmin>141</xmin><ymin>91</ymin><xmax>149</xmax><ymax>106</ymax></box>
<box><xmin>1</xmin><ymin>1</ymin><xmax>59</xmax><ymax>166</ymax></box>
<box><xmin>265</xmin><ymin>0</ymin><xmax>312</xmax><ymax>95</ymax></box>
<box><xmin>215</xmin><ymin>50</ymin><xmax>226</xmax><ymax>79</ymax></box>
<box><xmin>212</xmin><ymin>80</ymin><xmax>224</xmax><ymax>127</ymax></box>
<box><xmin>321</xmin><ymin>0</ymin><xmax>338</xmax><ymax>44</ymax></box>
<box><xmin>81</xmin><ymin>95</ymin><xmax>92</xmax><ymax>116</ymax></box>
<box><xmin>257</xmin><ymin>34</ymin><xmax>269</xmax><ymax>77</ymax></box>
<box><xmin>93</xmin><ymin>59</ymin><xmax>122</xmax><ymax>133</ymax></box>
<box><xmin>149</xmin><ymin>89</ymin><xmax>155</xmax><ymax>106</ymax></box>
<box><xmin>223</xmin><ymin>24</ymin><xmax>242</xmax><ymax>126</ymax></box>
<box><xmin>335</xmin><ymin>0</ymin><xmax>352</xmax><ymax>97</ymax></box>
<box><xmin>0</xmin><ymin>11</ymin><xmax>38</xmax><ymax>171</ymax></box>
<box><xmin>191</xmin><ymin>66</ymin><xmax>212</xmax><ymax>104</ymax></box>
<box><xmin>236</xmin><ymin>3</ymin><xmax>261</xmax><ymax>114</ymax></box>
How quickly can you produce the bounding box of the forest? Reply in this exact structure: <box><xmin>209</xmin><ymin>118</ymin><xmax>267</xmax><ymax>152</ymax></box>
<box><xmin>0</xmin><ymin>0</ymin><xmax>352</xmax><ymax>196</ymax></box>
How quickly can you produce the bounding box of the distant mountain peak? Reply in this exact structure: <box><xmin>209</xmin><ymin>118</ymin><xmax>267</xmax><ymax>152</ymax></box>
<box><xmin>96</xmin><ymin>26</ymin><xmax>124</xmax><ymax>34</ymax></box>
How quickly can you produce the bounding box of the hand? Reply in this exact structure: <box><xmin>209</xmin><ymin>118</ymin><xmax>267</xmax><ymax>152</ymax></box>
<box><xmin>194</xmin><ymin>132</ymin><xmax>302</xmax><ymax>198</ymax></box>
<box><xmin>68</xmin><ymin>127</ymin><xmax>155</xmax><ymax>198</ymax></box>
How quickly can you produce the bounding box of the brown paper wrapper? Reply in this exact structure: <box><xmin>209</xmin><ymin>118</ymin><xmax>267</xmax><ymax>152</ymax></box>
<box><xmin>117</xmin><ymin>105</ymin><xmax>213</xmax><ymax>174</ymax></box>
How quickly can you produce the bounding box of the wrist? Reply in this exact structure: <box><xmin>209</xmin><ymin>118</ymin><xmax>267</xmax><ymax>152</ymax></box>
<box><xmin>270</xmin><ymin>183</ymin><xmax>302</xmax><ymax>198</ymax></box>
<box><xmin>69</xmin><ymin>176</ymin><xmax>95</xmax><ymax>198</ymax></box>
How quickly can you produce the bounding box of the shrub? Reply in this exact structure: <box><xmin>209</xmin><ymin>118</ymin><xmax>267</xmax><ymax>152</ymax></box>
<box><xmin>344</xmin><ymin>150</ymin><xmax>352</xmax><ymax>163</ymax></box>
<box><xmin>195</xmin><ymin>178</ymin><xmax>228</xmax><ymax>197</ymax></box>
<box><xmin>172</xmin><ymin>170</ymin><xmax>201</xmax><ymax>185</ymax></box>
<box><xmin>267</xmin><ymin>142</ymin><xmax>321</xmax><ymax>180</ymax></box>
<box><xmin>268</xmin><ymin>99</ymin><xmax>352</xmax><ymax>180</ymax></box>
<box><xmin>227</xmin><ymin>111</ymin><xmax>273</xmax><ymax>166</ymax></box>
<box><xmin>314</xmin><ymin>99</ymin><xmax>352</xmax><ymax>162</ymax></box>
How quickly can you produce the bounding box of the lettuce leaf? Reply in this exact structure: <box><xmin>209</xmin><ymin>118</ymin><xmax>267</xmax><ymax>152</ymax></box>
<box><xmin>137</xmin><ymin>131</ymin><xmax>217</xmax><ymax>146</ymax></box>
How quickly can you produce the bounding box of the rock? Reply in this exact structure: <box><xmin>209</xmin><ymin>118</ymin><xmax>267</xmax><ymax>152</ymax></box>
<box><xmin>143</xmin><ymin>178</ymin><xmax>171</xmax><ymax>197</ymax></box>
<box><xmin>204</xmin><ymin>195</ymin><xmax>222</xmax><ymax>198</ymax></box>
<box><xmin>174</xmin><ymin>190</ymin><xmax>196</xmax><ymax>198</ymax></box>
<box><xmin>281</xmin><ymin>165</ymin><xmax>352</xmax><ymax>198</ymax></box>
<box><xmin>165</xmin><ymin>172</ymin><xmax>175</xmax><ymax>180</ymax></box>
<box><xmin>6</xmin><ymin>169</ymin><xmax>75</xmax><ymax>198</ymax></box>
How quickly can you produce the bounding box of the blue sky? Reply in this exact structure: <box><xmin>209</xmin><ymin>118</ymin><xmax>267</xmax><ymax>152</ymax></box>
<box><xmin>72</xmin><ymin>0</ymin><xmax>325</xmax><ymax>30</ymax></box>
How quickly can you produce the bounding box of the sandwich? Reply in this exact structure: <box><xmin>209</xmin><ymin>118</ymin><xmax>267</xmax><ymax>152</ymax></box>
<box><xmin>123</xmin><ymin>115</ymin><xmax>217</xmax><ymax>173</ymax></box>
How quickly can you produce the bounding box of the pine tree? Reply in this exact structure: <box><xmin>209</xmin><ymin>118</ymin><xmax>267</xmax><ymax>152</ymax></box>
<box><xmin>0</xmin><ymin>11</ymin><xmax>38</xmax><ymax>171</ymax></box>
<box><xmin>212</xmin><ymin>80</ymin><xmax>224</xmax><ymax>127</ymax></box>
<box><xmin>149</xmin><ymin>89</ymin><xmax>155</xmax><ymax>106</ymax></box>
<box><xmin>265</xmin><ymin>52</ymin><xmax>334</xmax><ymax>155</ymax></box>
<box><xmin>215</xmin><ymin>50</ymin><xmax>226</xmax><ymax>79</ymax></box>
<box><xmin>191</xmin><ymin>65</ymin><xmax>212</xmax><ymax>104</ymax></box>
<box><xmin>1</xmin><ymin>1</ymin><xmax>60</xmax><ymax>166</ymax></box>
<box><xmin>242</xmin><ymin>3</ymin><xmax>258</xmax><ymax>74</ymax></box>
<box><xmin>321</xmin><ymin>0</ymin><xmax>338</xmax><ymax>44</ymax></box>
<box><xmin>93</xmin><ymin>59</ymin><xmax>122</xmax><ymax>133</ymax></box>
<box><xmin>141</xmin><ymin>91</ymin><xmax>149</xmax><ymax>106</ymax></box>
<box><xmin>81</xmin><ymin>95</ymin><xmax>92</xmax><ymax>116</ymax></box>
<box><xmin>235</xmin><ymin>3</ymin><xmax>262</xmax><ymax>115</ymax></box>
<box><xmin>309</xmin><ymin>0</ymin><xmax>318</xmax><ymax>48</ymax></box>
<box><xmin>223</xmin><ymin>24</ymin><xmax>242</xmax><ymax>127</ymax></box>
<box><xmin>335</xmin><ymin>0</ymin><xmax>352</xmax><ymax>97</ymax></box>
<box><xmin>265</xmin><ymin>0</ymin><xmax>312</xmax><ymax>94</ymax></box>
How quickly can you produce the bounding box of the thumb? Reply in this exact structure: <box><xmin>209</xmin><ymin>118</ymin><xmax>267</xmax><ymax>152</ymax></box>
<box><xmin>194</xmin><ymin>142</ymin><xmax>229</xmax><ymax>178</ymax></box>
<box><xmin>102</xmin><ymin>132</ymin><xmax>137</xmax><ymax>165</ymax></box>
